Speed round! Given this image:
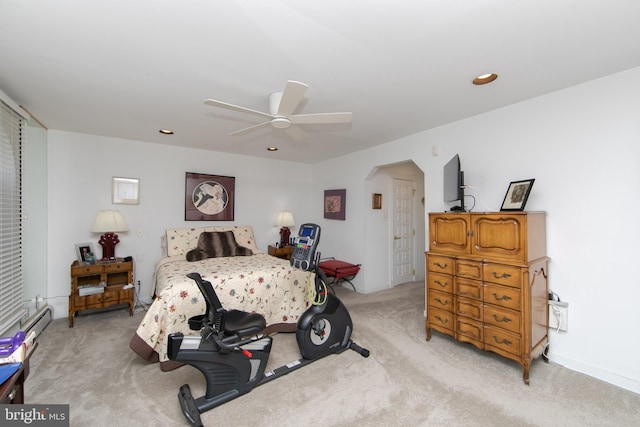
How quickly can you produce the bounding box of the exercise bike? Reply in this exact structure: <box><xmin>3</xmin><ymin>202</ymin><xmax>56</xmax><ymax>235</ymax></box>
<box><xmin>167</xmin><ymin>223</ymin><xmax>369</xmax><ymax>427</ymax></box>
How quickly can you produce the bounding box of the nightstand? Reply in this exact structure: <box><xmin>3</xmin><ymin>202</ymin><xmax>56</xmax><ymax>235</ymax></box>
<box><xmin>268</xmin><ymin>245</ymin><xmax>294</xmax><ymax>260</ymax></box>
<box><xmin>68</xmin><ymin>259</ymin><xmax>134</xmax><ymax>327</ymax></box>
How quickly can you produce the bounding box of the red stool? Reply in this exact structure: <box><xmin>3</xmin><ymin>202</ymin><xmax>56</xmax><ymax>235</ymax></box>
<box><xmin>318</xmin><ymin>258</ymin><xmax>361</xmax><ymax>292</ymax></box>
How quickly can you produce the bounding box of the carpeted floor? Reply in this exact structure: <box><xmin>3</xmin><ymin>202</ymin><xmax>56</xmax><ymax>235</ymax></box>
<box><xmin>27</xmin><ymin>281</ymin><xmax>640</xmax><ymax>426</ymax></box>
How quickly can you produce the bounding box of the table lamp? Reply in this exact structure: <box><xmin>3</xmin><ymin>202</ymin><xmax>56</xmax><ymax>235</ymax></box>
<box><xmin>275</xmin><ymin>211</ymin><xmax>295</xmax><ymax>247</ymax></box>
<box><xmin>91</xmin><ymin>210</ymin><xmax>128</xmax><ymax>261</ymax></box>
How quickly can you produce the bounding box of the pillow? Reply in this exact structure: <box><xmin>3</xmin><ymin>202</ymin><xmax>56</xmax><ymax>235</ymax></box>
<box><xmin>186</xmin><ymin>231</ymin><xmax>253</xmax><ymax>261</ymax></box>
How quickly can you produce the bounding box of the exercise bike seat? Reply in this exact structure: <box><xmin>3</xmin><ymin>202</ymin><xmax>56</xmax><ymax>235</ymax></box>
<box><xmin>222</xmin><ymin>310</ymin><xmax>266</xmax><ymax>337</ymax></box>
<box><xmin>186</xmin><ymin>272</ymin><xmax>266</xmax><ymax>337</ymax></box>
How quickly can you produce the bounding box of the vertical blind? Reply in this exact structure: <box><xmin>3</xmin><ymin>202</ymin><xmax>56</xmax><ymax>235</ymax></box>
<box><xmin>0</xmin><ymin>97</ymin><xmax>25</xmax><ymax>333</ymax></box>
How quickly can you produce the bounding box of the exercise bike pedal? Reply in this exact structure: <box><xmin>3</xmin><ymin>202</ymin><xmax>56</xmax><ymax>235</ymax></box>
<box><xmin>178</xmin><ymin>384</ymin><xmax>203</xmax><ymax>427</ymax></box>
<box><xmin>350</xmin><ymin>341</ymin><xmax>370</xmax><ymax>358</ymax></box>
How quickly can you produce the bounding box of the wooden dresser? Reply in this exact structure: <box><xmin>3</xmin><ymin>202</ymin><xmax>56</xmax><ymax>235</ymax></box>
<box><xmin>69</xmin><ymin>259</ymin><xmax>134</xmax><ymax>327</ymax></box>
<box><xmin>425</xmin><ymin>211</ymin><xmax>549</xmax><ymax>384</ymax></box>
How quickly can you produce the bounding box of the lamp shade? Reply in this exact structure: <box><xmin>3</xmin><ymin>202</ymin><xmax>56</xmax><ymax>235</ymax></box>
<box><xmin>91</xmin><ymin>210</ymin><xmax>128</xmax><ymax>233</ymax></box>
<box><xmin>275</xmin><ymin>211</ymin><xmax>295</xmax><ymax>227</ymax></box>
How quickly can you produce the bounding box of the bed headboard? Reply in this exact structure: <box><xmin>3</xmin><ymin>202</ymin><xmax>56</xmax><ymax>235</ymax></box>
<box><xmin>165</xmin><ymin>226</ymin><xmax>259</xmax><ymax>257</ymax></box>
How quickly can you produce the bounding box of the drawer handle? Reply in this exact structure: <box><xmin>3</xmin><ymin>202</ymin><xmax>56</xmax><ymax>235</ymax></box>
<box><xmin>434</xmin><ymin>280</ymin><xmax>448</xmax><ymax>288</ymax></box>
<box><xmin>434</xmin><ymin>262</ymin><xmax>448</xmax><ymax>269</ymax></box>
<box><xmin>434</xmin><ymin>315</ymin><xmax>449</xmax><ymax>325</ymax></box>
<box><xmin>434</xmin><ymin>297</ymin><xmax>449</xmax><ymax>306</ymax></box>
<box><xmin>492</xmin><ymin>314</ymin><xmax>511</xmax><ymax>323</ymax></box>
<box><xmin>492</xmin><ymin>293</ymin><xmax>512</xmax><ymax>301</ymax></box>
<box><xmin>492</xmin><ymin>335</ymin><xmax>512</xmax><ymax>346</ymax></box>
<box><xmin>492</xmin><ymin>271</ymin><xmax>512</xmax><ymax>279</ymax></box>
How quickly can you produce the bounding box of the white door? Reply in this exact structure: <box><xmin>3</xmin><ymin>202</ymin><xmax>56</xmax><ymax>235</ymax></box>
<box><xmin>392</xmin><ymin>178</ymin><xmax>414</xmax><ymax>285</ymax></box>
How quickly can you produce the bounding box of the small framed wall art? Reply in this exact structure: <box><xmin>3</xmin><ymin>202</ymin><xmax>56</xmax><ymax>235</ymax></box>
<box><xmin>500</xmin><ymin>179</ymin><xmax>535</xmax><ymax>211</ymax></box>
<box><xmin>372</xmin><ymin>193</ymin><xmax>382</xmax><ymax>209</ymax></box>
<box><xmin>185</xmin><ymin>172</ymin><xmax>235</xmax><ymax>221</ymax></box>
<box><xmin>324</xmin><ymin>189</ymin><xmax>346</xmax><ymax>220</ymax></box>
<box><xmin>112</xmin><ymin>177</ymin><xmax>139</xmax><ymax>205</ymax></box>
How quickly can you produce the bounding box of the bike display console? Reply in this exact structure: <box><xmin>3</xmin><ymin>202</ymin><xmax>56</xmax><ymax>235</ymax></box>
<box><xmin>290</xmin><ymin>223</ymin><xmax>320</xmax><ymax>271</ymax></box>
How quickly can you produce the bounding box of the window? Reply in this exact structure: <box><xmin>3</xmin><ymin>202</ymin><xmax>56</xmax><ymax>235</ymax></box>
<box><xmin>0</xmin><ymin>92</ymin><xmax>28</xmax><ymax>334</ymax></box>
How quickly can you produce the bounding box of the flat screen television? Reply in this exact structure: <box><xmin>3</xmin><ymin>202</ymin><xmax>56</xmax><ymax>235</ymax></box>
<box><xmin>443</xmin><ymin>154</ymin><xmax>465</xmax><ymax>211</ymax></box>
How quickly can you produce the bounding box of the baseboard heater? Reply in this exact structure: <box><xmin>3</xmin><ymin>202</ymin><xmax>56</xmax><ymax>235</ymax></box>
<box><xmin>22</xmin><ymin>304</ymin><xmax>52</xmax><ymax>338</ymax></box>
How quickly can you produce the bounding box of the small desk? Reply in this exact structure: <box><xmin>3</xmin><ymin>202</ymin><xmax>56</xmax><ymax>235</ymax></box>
<box><xmin>0</xmin><ymin>342</ymin><xmax>37</xmax><ymax>404</ymax></box>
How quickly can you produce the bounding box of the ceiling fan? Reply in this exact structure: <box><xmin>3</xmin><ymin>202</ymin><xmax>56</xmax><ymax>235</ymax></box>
<box><xmin>204</xmin><ymin>81</ymin><xmax>352</xmax><ymax>141</ymax></box>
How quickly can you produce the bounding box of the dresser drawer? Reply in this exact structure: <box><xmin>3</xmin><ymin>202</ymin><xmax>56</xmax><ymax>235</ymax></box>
<box><xmin>428</xmin><ymin>306</ymin><xmax>454</xmax><ymax>332</ymax></box>
<box><xmin>103</xmin><ymin>261</ymin><xmax>132</xmax><ymax>273</ymax></box>
<box><xmin>72</xmin><ymin>264</ymin><xmax>103</xmax><ymax>275</ymax></box>
<box><xmin>483</xmin><ymin>262</ymin><xmax>521</xmax><ymax>287</ymax></box>
<box><xmin>484</xmin><ymin>304</ymin><xmax>521</xmax><ymax>334</ymax></box>
<box><xmin>427</xmin><ymin>272</ymin><xmax>453</xmax><ymax>293</ymax></box>
<box><xmin>456</xmin><ymin>316</ymin><xmax>483</xmax><ymax>343</ymax></box>
<box><xmin>455</xmin><ymin>277</ymin><xmax>482</xmax><ymax>301</ymax></box>
<box><xmin>426</xmin><ymin>254</ymin><xmax>454</xmax><ymax>275</ymax></box>
<box><xmin>484</xmin><ymin>326</ymin><xmax>521</xmax><ymax>357</ymax></box>
<box><xmin>427</xmin><ymin>254</ymin><xmax>455</xmax><ymax>274</ymax></box>
<box><xmin>456</xmin><ymin>297</ymin><xmax>482</xmax><ymax>321</ymax></box>
<box><xmin>74</xmin><ymin>295</ymin><xmax>87</xmax><ymax>309</ymax></box>
<box><xmin>119</xmin><ymin>288</ymin><xmax>132</xmax><ymax>302</ymax></box>
<box><xmin>455</xmin><ymin>258</ymin><xmax>483</xmax><ymax>280</ymax></box>
<box><xmin>484</xmin><ymin>283</ymin><xmax>521</xmax><ymax>311</ymax></box>
<box><xmin>428</xmin><ymin>289</ymin><xmax>454</xmax><ymax>312</ymax></box>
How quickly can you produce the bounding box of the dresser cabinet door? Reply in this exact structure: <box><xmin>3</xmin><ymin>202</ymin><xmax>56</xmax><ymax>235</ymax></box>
<box><xmin>471</xmin><ymin>214</ymin><xmax>527</xmax><ymax>260</ymax></box>
<box><xmin>428</xmin><ymin>214</ymin><xmax>471</xmax><ymax>255</ymax></box>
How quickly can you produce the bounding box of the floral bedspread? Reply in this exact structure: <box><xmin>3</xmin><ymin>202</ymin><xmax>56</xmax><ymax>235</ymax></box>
<box><xmin>132</xmin><ymin>253</ymin><xmax>313</xmax><ymax>365</ymax></box>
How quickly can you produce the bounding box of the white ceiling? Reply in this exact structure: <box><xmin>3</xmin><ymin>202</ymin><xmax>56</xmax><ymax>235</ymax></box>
<box><xmin>1</xmin><ymin>1</ymin><xmax>639</xmax><ymax>163</ymax></box>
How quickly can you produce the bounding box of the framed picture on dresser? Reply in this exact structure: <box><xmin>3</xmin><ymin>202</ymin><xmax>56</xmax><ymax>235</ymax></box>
<box><xmin>500</xmin><ymin>179</ymin><xmax>534</xmax><ymax>211</ymax></box>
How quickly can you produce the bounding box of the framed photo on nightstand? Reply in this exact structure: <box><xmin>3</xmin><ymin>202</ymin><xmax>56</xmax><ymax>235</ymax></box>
<box><xmin>75</xmin><ymin>243</ymin><xmax>96</xmax><ymax>264</ymax></box>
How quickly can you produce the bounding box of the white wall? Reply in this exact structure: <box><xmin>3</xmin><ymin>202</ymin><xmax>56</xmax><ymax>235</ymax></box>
<box><xmin>46</xmin><ymin>132</ymin><xmax>313</xmax><ymax>320</ymax></box>
<box><xmin>312</xmin><ymin>66</ymin><xmax>640</xmax><ymax>393</ymax></box>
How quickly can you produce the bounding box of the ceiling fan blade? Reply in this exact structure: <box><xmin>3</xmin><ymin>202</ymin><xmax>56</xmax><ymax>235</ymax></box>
<box><xmin>276</xmin><ymin>81</ymin><xmax>308</xmax><ymax>116</ymax></box>
<box><xmin>204</xmin><ymin>99</ymin><xmax>273</xmax><ymax>120</ymax></box>
<box><xmin>284</xmin><ymin>124</ymin><xmax>309</xmax><ymax>143</ymax></box>
<box><xmin>290</xmin><ymin>112</ymin><xmax>353</xmax><ymax>125</ymax></box>
<box><xmin>229</xmin><ymin>121</ymin><xmax>271</xmax><ymax>136</ymax></box>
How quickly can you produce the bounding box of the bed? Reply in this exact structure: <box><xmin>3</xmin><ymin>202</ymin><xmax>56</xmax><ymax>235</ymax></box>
<box><xmin>129</xmin><ymin>226</ymin><xmax>313</xmax><ymax>371</ymax></box>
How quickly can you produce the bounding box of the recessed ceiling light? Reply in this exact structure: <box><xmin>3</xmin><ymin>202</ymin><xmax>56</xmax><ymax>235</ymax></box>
<box><xmin>267</xmin><ymin>147</ymin><xmax>278</xmax><ymax>152</ymax></box>
<box><xmin>473</xmin><ymin>73</ymin><xmax>498</xmax><ymax>85</ymax></box>
<box><xmin>159</xmin><ymin>129</ymin><xmax>174</xmax><ymax>135</ymax></box>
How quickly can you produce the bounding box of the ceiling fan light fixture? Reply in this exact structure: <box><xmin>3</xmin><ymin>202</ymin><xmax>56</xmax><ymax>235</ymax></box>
<box><xmin>473</xmin><ymin>73</ymin><xmax>498</xmax><ymax>85</ymax></box>
<box><xmin>271</xmin><ymin>117</ymin><xmax>291</xmax><ymax>129</ymax></box>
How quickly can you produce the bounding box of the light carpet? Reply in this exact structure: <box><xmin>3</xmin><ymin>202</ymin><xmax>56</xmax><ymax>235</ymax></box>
<box><xmin>27</xmin><ymin>281</ymin><xmax>640</xmax><ymax>426</ymax></box>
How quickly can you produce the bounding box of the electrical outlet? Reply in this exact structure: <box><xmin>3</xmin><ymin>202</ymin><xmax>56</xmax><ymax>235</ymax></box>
<box><xmin>548</xmin><ymin>300</ymin><xmax>568</xmax><ymax>332</ymax></box>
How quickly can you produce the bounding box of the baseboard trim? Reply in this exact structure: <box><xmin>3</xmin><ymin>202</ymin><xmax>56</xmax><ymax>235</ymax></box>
<box><xmin>548</xmin><ymin>353</ymin><xmax>639</xmax><ymax>395</ymax></box>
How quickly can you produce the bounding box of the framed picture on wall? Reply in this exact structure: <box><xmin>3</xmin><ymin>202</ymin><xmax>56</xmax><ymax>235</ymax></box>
<box><xmin>372</xmin><ymin>193</ymin><xmax>382</xmax><ymax>209</ymax></box>
<box><xmin>500</xmin><ymin>179</ymin><xmax>535</xmax><ymax>211</ymax></box>
<box><xmin>112</xmin><ymin>177</ymin><xmax>139</xmax><ymax>205</ymax></box>
<box><xmin>185</xmin><ymin>172</ymin><xmax>235</xmax><ymax>221</ymax></box>
<box><xmin>324</xmin><ymin>189</ymin><xmax>346</xmax><ymax>220</ymax></box>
